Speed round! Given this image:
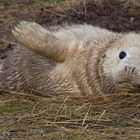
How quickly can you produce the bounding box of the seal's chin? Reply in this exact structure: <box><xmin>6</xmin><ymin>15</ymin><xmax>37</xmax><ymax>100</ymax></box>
<box><xmin>116</xmin><ymin>81</ymin><xmax>140</xmax><ymax>93</ymax></box>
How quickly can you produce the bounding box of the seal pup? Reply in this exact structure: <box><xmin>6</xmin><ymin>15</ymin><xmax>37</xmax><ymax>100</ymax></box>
<box><xmin>0</xmin><ymin>21</ymin><xmax>140</xmax><ymax>97</ymax></box>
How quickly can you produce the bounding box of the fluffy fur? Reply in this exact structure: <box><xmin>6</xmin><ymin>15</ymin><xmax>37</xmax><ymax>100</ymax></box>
<box><xmin>0</xmin><ymin>21</ymin><xmax>140</xmax><ymax>97</ymax></box>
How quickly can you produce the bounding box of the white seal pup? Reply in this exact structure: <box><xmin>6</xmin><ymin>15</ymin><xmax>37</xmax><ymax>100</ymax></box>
<box><xmin>0</xmin><ymin>21</ymin><xmax>140</xmax><ymax>97</ymax></box>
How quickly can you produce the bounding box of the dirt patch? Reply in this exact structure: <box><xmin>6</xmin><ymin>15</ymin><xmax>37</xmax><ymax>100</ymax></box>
<box><xmin>37</xmin><ymin>0</ymin><xmax>140</xmax><ymax>32</ymax></box>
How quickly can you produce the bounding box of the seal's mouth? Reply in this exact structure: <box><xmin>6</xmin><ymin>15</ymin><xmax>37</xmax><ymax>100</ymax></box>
<box><xmin>116</xmin><ymin>81</ymin><xmax>140</xmax><ymax>93</ymax></box>
<box><xmin>132</xmin><ymin>84</ymin><xmax>140</xmax><ymax>91</ymax></box>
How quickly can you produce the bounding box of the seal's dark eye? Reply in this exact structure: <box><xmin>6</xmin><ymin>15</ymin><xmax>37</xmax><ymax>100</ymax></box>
<box><xmin>119</xmin><ymin>51</ymin><xmax>126</xmax><ymax>59</ymax></box>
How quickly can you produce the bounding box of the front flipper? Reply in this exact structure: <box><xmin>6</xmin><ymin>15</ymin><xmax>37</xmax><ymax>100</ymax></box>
<box><xmin>12</xmin><ymin>21</ymin><xmax>82</xmax><ymax>62</ymax></box>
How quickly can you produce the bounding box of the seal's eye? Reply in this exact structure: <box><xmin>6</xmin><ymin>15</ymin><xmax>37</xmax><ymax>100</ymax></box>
<box><xmin>119</xmin><ymin>51</ymin><xmax>126</xmax><ymax>59</ymax></box>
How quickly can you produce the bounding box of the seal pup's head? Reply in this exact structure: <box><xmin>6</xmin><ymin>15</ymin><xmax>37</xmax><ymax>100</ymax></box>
<box><xmin>102</xmin><ymin>33</ymin><xmax>140</xmax><ymax>93</ymax></box>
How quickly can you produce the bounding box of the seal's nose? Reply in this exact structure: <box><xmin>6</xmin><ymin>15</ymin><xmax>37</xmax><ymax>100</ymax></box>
<box><xmin>124</xmin><ymin>66</ymin><xmax>136</xmax><ymax>74</ymax></box>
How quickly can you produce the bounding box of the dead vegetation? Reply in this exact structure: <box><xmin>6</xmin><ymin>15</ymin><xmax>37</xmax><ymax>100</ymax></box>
<box><xmin>0</xmin><ymin>0</ymin><xmax>140</xmax><ymax>139</ymax></box>
<box><xmin>0</xmin><ymin>91</ymin><xmax>140</xmax><ymax>139</ymax></box>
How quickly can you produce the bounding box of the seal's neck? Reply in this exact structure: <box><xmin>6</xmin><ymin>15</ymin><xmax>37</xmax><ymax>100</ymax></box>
<box><xmin>48</xmin><ymin>34</ymin><xmax>121</xmax><ymax>97</ymax></box>
<box><xmin>86</xmin><ymin>35</ymin><xmax>122</xmax><ymax>95</ymax></box>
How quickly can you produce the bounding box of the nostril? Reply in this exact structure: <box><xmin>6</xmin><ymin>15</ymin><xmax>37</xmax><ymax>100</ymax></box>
<box><xmin>125</xmin><ymin>66</ymin><xmax>127</xmax><ymax>72</ymax></box>
<box><xmin>132</xmin><ymin>67</ymin><xmax>136</xmax><ymax>73</ymax></box>
<box><xmin>124</xmin><ymin>66</ymin><xmax>136</xmax><ymax>74</ymax></box>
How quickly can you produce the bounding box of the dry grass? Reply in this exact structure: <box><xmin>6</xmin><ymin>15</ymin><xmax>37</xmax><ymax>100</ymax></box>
<box><xmin>0</xmin><ymin>91</ymin><xmax>139</xmax><ymax>139</ymax></box>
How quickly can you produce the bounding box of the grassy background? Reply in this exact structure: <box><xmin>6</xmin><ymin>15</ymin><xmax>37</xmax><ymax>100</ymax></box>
<box><xmin>0</xmin><ymin>92</ymin><xmax>139</xmax><ymax>139</ymax></box>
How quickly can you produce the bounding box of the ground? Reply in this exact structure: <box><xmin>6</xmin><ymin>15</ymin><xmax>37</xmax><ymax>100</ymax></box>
<box><xmin>0</xmin><ymin>0</ymin><xmax>140</xmax><ymax>139</ymax></box>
